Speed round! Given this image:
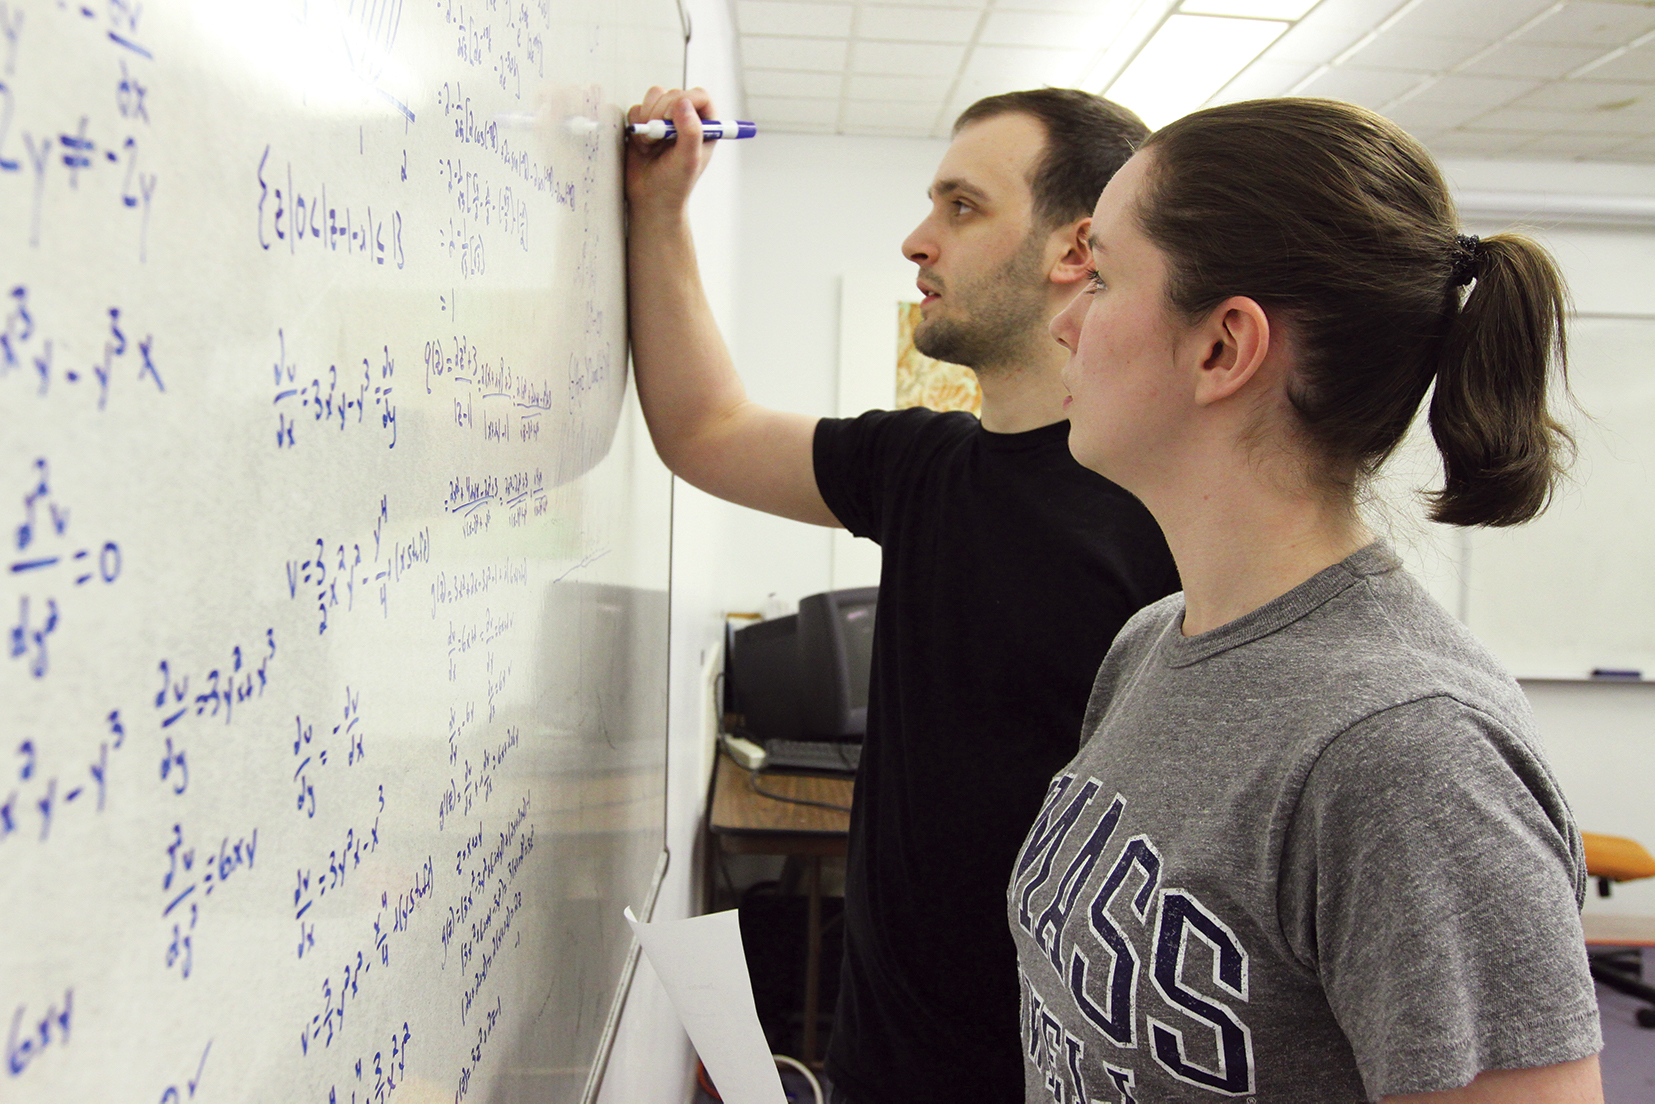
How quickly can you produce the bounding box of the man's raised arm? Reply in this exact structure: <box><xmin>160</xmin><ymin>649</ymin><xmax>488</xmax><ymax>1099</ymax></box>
<box><xmin>625</xmin><ymin>88</ymin><xmax>839</xmax><ymax>528</ymax></box>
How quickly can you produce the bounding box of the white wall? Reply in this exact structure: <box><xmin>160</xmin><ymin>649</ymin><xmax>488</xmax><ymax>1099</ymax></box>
<box><xmin>727</xmin><ymin>132</ymin><xmax>951</xmax><ymax>605</ymax></box>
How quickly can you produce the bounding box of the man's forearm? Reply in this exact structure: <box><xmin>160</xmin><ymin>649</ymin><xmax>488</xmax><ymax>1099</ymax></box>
<box><xmin>627</xmin><ymin>208</ymin><xmax>747</xmax><ymax>480</ymax></box>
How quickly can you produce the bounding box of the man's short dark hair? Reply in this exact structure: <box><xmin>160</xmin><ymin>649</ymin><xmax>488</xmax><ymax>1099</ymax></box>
<box><xmin>954</xmin><ymin>88</ymin><xmax>1149</xmax><ymax>229</ymax></box>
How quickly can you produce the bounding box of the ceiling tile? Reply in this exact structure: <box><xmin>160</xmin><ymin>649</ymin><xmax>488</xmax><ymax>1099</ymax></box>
<box><xmin>1400</xmin><ymin>126</ymin><xmax>1447</xmax><ymax>147</ymax></box>
<box><xmin>1340</xmin><ymin>33</ymin><xmax>1486</xmax><ymax>72</ymax></box>
<box><xmin>850</xmin><ymin>39</ymin><xmax>968</xmax><ymax>75</ymax></box>
<box><xmin>842</xmin><ymin>100</ymin><xmax>947</xmax><ymax>128</ymax></box>
<box><xmin>854</xmin><ymin>124</ymin><xmax>944</xmax><ymax>138</ymax></box>
<box><xmin>736</xmin><ymin>1</ymin><xmax>855</xmax><ymax>37</ymax></box>
<box><xmin>960</xmin><ymin>43</ymin><xmax>1087</xmax><ymax>85</ymax></box>
<box><xmin>1425</xmin><ymin>129</ymin><xmax>1536</xmax><ymax>156</ymax></box>
<box><xmin>1383</xmin><ymin>97</ymin><xmax>1495</xmax><ymax>132</ymax></box>
<box><xmin>855</xmin><ymin>5</ymin><xmax>982</xmax><ymax>42</ymax></box>
<box><xmin>977</xmin><ymin>10</ymin><xmax>1095</xmax><ymax>48</ymax></box>
<box><xmin>1595</xmin><ymin>135</ymin><xmax>1655</xmax><ymax>162</ymax></box>
<box><xmin>1519</xmin><ymin>1</ymin><xmax>1655</xmax><ymax>48</ymax></box>
<box><xmin>1210</xmin><ymin>58</ymin><xmax>1320</xmax><ymax>102</ymax></box>
<box><xmin>1573</xmin><ymin>39</ymin><xmax>1655</xmax><ymax>82</ymax></box>
<box><xmin>1414</xmin><ymin>73</ymin><xmax>1541</xmax><ymax>108</ymax></box>
<box><xmin>1385</xmin><ymin>0</ymin><xmax>1557</xmax><ymax>41</ymax></box>
<box><xmin>845</xmin><ymin>73</ymin><xmax>956</xmax><ymax>100</ymax></box>
<box><xmin>738</xmin><ymin>0</ymin><xmax>1655</xmax><ymax>142</ymax></box>
<box><xmin>745</xmin><ymin>69</ymin><xmax>846</xmax><ymax>98</ymax></box>
<box><xmin>1513</xmin><ymin>80</ymin><xmax>1655</xmax><ymax>115</ymax></box>
<box><xmin>1472</xmin><ymin>105</ymin><xmax>1647</xmax><ymax>135</ymax></box>
<box><xmin>1520</xmin><ymin>131</ymin><xmax>1646</xmax><ymax>159</ymax></box>
<box><xmin>1460</xmin><ymin>41</ymin><xmax>1610</xmax><ymax>80</ymax></box>
<box><xmin>994</xmin><ymin>0</ymin><xmax>1117</xmax><ymax>11</ymax></box>
<box><xmin>1264</xmin><ymin>4</ymin><xmax>1379</xmax><ymax>65</ymax></box>
<box><xmin>942</xmin><ymin>45</ymin><xmax>1090</xmax><ymax>116</ymax></box>
<box><xmin>746</xmin><ymin>95</ymin><xmax>844</xmax><ymax>125</ymax></box>
<box><xmin>1298</xmin><ymin>65</ymin><xmax>1429</xmax><ymax>105</ymax></box>
<box><xmin>742</xmin><ymin>35</ymin><xmax>852</xmax><ymax>70</ymax></box>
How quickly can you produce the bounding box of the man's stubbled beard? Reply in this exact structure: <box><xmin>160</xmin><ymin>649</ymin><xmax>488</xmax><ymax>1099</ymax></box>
<box><xmin>913</xmin><ymin>228</ymin><xmax>1050</xmax><ymax>376</ymax></box>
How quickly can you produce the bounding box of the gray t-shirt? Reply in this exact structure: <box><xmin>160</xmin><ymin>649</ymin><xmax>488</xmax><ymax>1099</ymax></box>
<box><xmin>1008</xmin><ymin>543</ymin><xmax>1600</xmax><ymax>1103</ymax></box>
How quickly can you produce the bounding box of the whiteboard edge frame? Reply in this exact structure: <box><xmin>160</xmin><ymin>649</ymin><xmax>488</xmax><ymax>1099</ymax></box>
<box><xmin>582</xmin><ymin>9</ymin><xmax>689</xmax><ymax>1096</ymax></box>
<box><xmin>579</xmin><ymin>847</ymin><xmax>673</xmax><ymax>1104</ymax></box>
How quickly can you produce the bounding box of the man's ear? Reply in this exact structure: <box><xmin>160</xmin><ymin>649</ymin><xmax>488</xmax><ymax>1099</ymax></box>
<box><xmin>1192</xmin><ymin>297</ymin><xmax>1272</xmax><ymax>406</ymax></box>
<box><xmin>1047</xmin><ymin>216</ymin><xmax>1092</xmax><ymax>287</ymax></box>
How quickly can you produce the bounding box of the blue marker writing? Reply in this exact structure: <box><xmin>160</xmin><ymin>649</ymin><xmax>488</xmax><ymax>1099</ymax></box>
<box><xmin>627</xmin><ymin>119</ymin><xmax>757</xmax><ymax>141</ymax></box>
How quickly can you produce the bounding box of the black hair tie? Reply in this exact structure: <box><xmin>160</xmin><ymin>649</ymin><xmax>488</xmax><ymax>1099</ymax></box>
<box><xmin>1450</xmin><ymin>233</ymin><xmax>1482</xmax><ymax>288</ymax></box>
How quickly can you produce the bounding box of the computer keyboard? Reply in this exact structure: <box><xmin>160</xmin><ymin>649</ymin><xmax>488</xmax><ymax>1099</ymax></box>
<box><xmin>763</xmin><ymin>738</ymin><xmax>861</xmax><ymax>775</ymax></box>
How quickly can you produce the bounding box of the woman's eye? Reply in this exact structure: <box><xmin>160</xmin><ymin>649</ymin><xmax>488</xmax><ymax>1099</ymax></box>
<box><xmin>1085</xmin><ymin>268</ymin><xmax>1106</xmax><ymax>292</ymax></box>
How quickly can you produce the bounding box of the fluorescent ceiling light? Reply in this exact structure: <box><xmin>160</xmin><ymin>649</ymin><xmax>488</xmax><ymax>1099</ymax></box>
<box><xmin>1105</xmin><ymin>14</ymin><xmax>1290</xmax><ymax>129</ymax></box>
<box><xmin>1078</xmin><ymin>0</ymin><xmax>1180</xmax><ymax>95</ymax></box>
<box><xmin>1180</xmin><ymin>0</ymin><xmax>1320</xmax><ymax>18</ymax></box>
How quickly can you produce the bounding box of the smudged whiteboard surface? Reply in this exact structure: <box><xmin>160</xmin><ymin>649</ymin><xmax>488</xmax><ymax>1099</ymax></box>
<box><xmin>0</xmin><ymin>1</ymin><xmax>682</xmax><ymax>1101</ymax></box>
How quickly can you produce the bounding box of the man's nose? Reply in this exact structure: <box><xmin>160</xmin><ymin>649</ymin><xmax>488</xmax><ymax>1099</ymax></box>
<box><xmin>902</xmin><ymin>222</ymin><xmax>935</xmax><ymax>266</ymax></box>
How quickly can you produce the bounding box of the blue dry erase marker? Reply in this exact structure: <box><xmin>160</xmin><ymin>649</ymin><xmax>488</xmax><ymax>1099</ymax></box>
<box><xmin>627</xmin><ymin>119</ymin><xmax>757</xmax><ymax>141</ymax></box>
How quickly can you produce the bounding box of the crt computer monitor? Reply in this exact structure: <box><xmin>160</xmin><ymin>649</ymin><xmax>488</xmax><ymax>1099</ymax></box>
<box><xmin>726</xmin><ymin>587</ymin><xmax>877</xmax><ymax>743</ymax></box>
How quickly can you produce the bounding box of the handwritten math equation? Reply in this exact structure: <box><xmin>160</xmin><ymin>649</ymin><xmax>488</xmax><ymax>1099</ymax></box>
<box><xmin>160</xmin><ymin>820</ymin><xmax>259</xmax><ymax>981</ymax></box>
<box><xmin>435</xmin><ymin>81</ymin><xmax>569</xmax><ymax>206</ymax></box>
<box><xmin>6</xmin><ymin>457</ymin><xmax>122</xmax><ymax>679</ymax></box>
<box><xmin>456</xmin><ymin>792</ymin><xmax>533</xmax><ymax>1026</ymax></box>
<box><xmin>423</xmin><ymin>333</ymin><xmax>555</xmax><ymax>446</ymax></box>
<box><xmin>434</xmin><ymin>723</ymin><xmax>517</xmax><ymax>832</ymax></box>
<box><xmin>322</xmin><ymin>1022</ymin><xmax>412</xmax><ymax>1104</ymax></box>
<box><xmin>271</xmin><ymin>330</ymin><xmax>397</xmax><ymax>450</ymax></box>
<box><xmin>153</xmin><ymin>629</ymin><xmax>277</xmax><ymax>732</ymax></box>
<box><xmin>1</xmin><ymin>710</ymin><xmax>124</xmax><ymax>845</ymax></box>
<box><xmin>257</xmin><ymin>146</ymin><xmax>406</xmax><ymax>270</ymax></box>
<box><xmin>0</xmin><ymin>0</ymin><xmax>157</xmax><ymax>257</ymax></box>
<box><xmin>292</xmin><ymin>686</ymin><xmax>368</xmax><ymax>821</ymax></box>
<box><xmin>299</xmin><ymin>851</ymin><xmax>435</xmax><ymax>1061</ymax></box>
<box><xmin>284</xmin><ymin>498</ymin><xmax>431</xmax><ymax>634</ymax></box>
<box><xmin>2</xmin><ymin>289</ymin><xmax>165</xmax><ymax>409</ymax></box>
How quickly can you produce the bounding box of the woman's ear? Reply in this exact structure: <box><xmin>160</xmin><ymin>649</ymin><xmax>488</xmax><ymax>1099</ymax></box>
<box><xmin>1192</xmin><ymin>297</ymin><xmax>1271</xmax><ymax>406</ymax></box>
<box><xmin>1047</xmin><ymin>217</ymin><xmax>1092</xmax><ymax>287</ymax></box>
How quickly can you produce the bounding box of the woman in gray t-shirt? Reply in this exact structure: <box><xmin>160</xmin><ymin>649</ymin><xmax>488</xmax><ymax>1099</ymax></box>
<box><xmin>1010</xmin><ymin>99</ymin><xmax>1602</xmax><ymax>1103</ymax></box>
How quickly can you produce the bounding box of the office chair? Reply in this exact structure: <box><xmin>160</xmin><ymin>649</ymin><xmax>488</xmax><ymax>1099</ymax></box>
<box><xmin>1582</xmin><ymin>832</ymin><xmax>1655</xmax><ymax>1029</ymax></box>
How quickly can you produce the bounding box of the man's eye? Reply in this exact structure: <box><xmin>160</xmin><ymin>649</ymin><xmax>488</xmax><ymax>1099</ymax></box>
<box><xmin>1085</xmin><ymin>268</ymin><xmax>1106</xmax><ymax>291</ymax></box>
<box><xmin>951</xmin><ymin>200</ymin><xmax>971</xmax><ymax>216</ymax></box>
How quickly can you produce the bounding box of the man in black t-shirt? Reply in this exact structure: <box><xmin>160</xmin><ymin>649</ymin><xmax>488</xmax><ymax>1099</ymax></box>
<box><xmin>625</xmin><ymin>86</ymin><xmax>1178</xmax><ymax>1103</ymax></box>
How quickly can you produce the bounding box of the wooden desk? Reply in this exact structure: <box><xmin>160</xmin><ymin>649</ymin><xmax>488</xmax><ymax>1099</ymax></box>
<box><xmin>707</xmin><ymin>752</ymin><xmax>854</xmax><ymax>1063</ymax></box>
<box><xmin>1584</xmin><ymin>913</ymin><xmax>1655</xmax><ymax>947</ymax></box>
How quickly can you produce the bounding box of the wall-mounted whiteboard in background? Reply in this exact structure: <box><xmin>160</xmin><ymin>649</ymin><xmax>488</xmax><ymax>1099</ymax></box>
<box><xmin>1464</xmin><ymin>313</ymin><xmax>1655</xmax><ymax>679</ymax></box>
<box><xmin>1</xmin><ymin>2</ymin><xmax>683</xmax><ymax>1101</ymax></box>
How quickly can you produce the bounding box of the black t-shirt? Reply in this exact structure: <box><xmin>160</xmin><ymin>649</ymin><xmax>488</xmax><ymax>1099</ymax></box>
<box><xmin>813</xmin><ymin>408</ymin><xmax>1179</xmax><ymax>1103</ymax></box>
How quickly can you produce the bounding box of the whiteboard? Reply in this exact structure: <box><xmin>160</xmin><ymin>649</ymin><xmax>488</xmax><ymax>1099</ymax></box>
<box><xmin>0</xmin><ymin>2</ymin><xmax>683</xmax><ymax>1102</ymax></box>
<box><xmin>1377</xmin><ymin>311</ymin><xmax>1655</xmax><ymax>681</ymax></box>
<box><xmin>1464</xmin><ymin>314</ymin><xmax>1655</xmax><ymax>680</ymax></box>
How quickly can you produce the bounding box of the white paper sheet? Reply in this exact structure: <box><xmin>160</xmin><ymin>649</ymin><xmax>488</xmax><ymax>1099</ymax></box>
<box><xmin>624</xmin><ymin>907</ymin><xmax>787</xmax><ymax>1104</ymax></box>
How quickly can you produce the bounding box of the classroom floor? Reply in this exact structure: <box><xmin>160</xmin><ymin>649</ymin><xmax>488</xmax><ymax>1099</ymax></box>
<box><xmin>1598</xmin><ymin>949</ymin><xmax>1655</xmax><ymax>1104</ymax></box>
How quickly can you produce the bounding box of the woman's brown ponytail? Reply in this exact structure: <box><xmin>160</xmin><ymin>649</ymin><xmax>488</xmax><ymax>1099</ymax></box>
<box><xmin>1427</xmin><ymin>234</ymin><xmax>1574</xmax><ymax>526</ymax></box>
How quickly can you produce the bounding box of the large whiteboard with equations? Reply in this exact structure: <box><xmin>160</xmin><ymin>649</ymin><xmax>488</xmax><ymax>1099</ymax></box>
<box><xmin>0</xmin><ymin>1</ymin><xmax>684</xmax><ymax>1102</ymax></box>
